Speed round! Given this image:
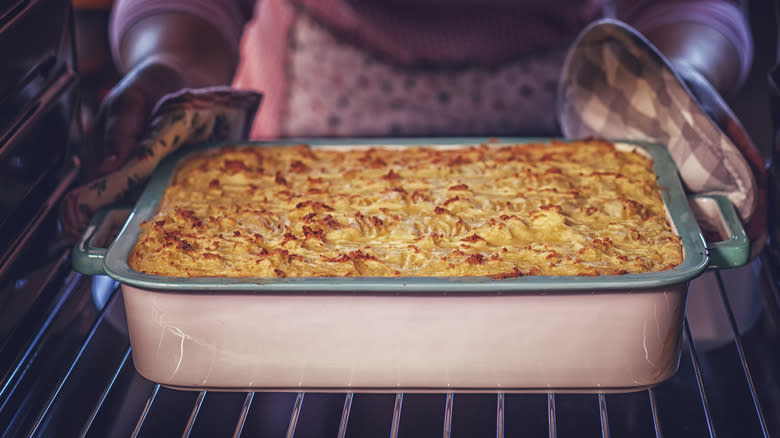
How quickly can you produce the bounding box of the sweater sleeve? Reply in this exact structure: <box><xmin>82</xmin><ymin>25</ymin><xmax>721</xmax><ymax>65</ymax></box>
<box><xmin>615</xmin><ymin>0</ymin><xmax>753</xmax><ymax>87</ymax></box>
<box><xmin>109</xmin><ymin>0</ymin><xmax>256</xmax><ymax>67</ymax></box>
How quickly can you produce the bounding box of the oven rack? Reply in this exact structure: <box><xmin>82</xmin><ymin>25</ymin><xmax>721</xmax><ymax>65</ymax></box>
<box><xmin>0</xmin><ymin>253</ymin><xmax>778</xmax><ymax>437</ymax></box>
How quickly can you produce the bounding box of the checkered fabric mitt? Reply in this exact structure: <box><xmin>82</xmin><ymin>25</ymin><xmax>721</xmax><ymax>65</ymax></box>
<box><xmin>558</xmin><ymin>19</ymin><xmax>766</xmax><ymax>247</ymax></box>
<box><xmin>61</xmin><ymin>87</ymin><xmax>262</xmax><ymax>238</ymax></box>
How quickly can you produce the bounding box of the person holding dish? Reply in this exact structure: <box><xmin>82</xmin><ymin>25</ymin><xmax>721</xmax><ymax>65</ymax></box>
<box><xmin>83</xmin><ymin>0</ymin><xmax>752</xmax><ymax>179</ymax></box>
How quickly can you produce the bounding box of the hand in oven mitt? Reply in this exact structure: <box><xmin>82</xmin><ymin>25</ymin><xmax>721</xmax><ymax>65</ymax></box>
<box><xmin>60</xmin><ymin>87</ymin><xmax>262</xmax><ymax>239</ymax></box>
<box><xmin>558</xmin><ymin>19</ymin><xmax>768</xmax><ymax>258</ymax></box>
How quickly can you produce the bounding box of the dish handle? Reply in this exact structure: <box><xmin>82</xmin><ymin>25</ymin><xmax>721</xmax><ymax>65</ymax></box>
<box><xmin>72</xmin><ymin>207</ymin><xmax>132</xmax><ymax>276</ymax></box>
<box><xmin>688</xmin><ymin>194</ymin><xmax>750</xmax><ymax>269</ymax></box>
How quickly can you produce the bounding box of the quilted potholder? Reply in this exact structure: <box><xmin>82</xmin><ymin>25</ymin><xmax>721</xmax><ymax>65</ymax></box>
<box><xmin>558</xmin><ymin>19</ymin><xmax>766</xmax><ymax>249</ymax></box>
<box><xmin>61</xmin><ymin>87</ymin><xmax>262</xmax><ymax>237</ymax></box>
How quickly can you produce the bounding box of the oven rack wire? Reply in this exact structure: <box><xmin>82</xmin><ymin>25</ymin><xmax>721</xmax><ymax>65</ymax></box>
<box><xmin>0</xmin><ymin>252</ymin><xmax>778</xmax><ymax>438</ymax></box>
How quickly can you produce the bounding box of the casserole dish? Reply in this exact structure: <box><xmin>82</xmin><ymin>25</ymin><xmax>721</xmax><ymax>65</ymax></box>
<box><xmin>73</xmin><ymin>138</ymin><xmax>749</xmax><ymax>393</ymax></box>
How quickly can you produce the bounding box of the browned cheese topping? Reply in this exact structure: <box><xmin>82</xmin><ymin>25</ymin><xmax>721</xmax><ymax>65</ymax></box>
<box><xmin>128</xmin><ymin>139</ymin><xmax>683</xmax><ymax>278</ymax></box>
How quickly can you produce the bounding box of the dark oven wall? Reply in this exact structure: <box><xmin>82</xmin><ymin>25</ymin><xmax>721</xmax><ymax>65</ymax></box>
<box><xmin>0</xmin><ymin>0</ymin><xmax>81</xmax><ymax>277</ymax></box>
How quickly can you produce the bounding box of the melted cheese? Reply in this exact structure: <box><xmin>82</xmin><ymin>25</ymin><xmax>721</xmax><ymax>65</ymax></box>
<box><xmin>128</xmin><ymin>139</ymin><xmax>683</xmax><ymax>278</ymax></box>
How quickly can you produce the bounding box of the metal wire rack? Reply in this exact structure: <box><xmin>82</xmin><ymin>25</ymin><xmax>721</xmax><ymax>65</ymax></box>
<box><xmin>0</xmin><ymin>249</ymin><xmax>778</xmax><ymax>438</ymax></box>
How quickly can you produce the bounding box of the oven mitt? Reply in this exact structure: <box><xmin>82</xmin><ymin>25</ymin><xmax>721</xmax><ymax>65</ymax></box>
<box><xmin>61</xmin><ymin>87</ymin><xmax>262</xmax><ymax>238</ymax></box>
<box><xmin>558</xmin><ymin>19</ymin><xmax>767</xmax><ymax>255</ymax></box>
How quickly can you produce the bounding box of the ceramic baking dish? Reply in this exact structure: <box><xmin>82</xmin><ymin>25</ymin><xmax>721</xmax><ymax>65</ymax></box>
<box><xmin>73</xmin><ymin>138</ymin><xmax>749</xmax><ymax>393</ymax></box>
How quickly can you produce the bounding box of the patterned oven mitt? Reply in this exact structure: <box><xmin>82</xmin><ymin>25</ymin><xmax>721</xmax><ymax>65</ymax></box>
<box><xmin>558</xmin><ymin>19</ymin><xmax>767</xmax><ymax>257</ymax></box>
<box><xmin>61</xmin><ymin>87</ymin><xmax>262</xmax><ymax>238</ymax></box>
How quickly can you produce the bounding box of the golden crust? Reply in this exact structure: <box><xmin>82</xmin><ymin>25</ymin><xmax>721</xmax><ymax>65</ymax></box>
<box><xmin>128</xmin><ymin>139</ymin><xmax>683</xmax><ymax>278</ymax></box>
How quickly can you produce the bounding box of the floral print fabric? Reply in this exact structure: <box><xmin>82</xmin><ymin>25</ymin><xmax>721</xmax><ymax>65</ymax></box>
<box><xmin>61</xmin><ymin>87</ymin><xmax>262</xmax><ymax>236</ymax></box>
<box><xmin>281</xmin><ymin>11</ymin><xmax>567</xmax><ymax>137</ymax></box>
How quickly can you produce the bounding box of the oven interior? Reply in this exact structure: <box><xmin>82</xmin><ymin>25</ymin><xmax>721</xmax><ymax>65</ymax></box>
<box><xmin>0</xmin><ymin>0</ymin><xmax>778</xmax><ymax>437</ymax></box>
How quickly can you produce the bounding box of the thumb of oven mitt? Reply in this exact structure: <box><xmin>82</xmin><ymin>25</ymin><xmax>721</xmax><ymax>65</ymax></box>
<box><xmin>558</xmin><ymin>19</ymin><xmax>768</xmax><ymax>259</ymax></box>
<box><xmin>61</xmin><ymin>87</ymin><xmax>262</xmax><ymax>239</ymax></box>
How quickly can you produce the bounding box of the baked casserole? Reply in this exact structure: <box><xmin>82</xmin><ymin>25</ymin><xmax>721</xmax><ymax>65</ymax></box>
<box><xmin>128</xmin><ymin>139</ymin><xmax>683</xmax><ymax>277</ymax></box>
